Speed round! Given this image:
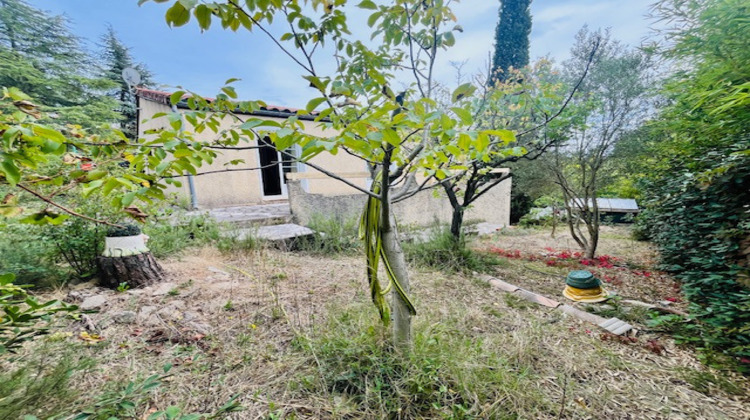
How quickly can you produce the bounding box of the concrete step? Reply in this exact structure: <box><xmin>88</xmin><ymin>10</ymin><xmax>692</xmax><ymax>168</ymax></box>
<box><xmin>185</xmin><ymin>204</ymin><xmax>293</xmax><ymax>228</ymax></box>
<box><xmin>222</xmin><ymin>223</ymin><xmax>316</xmax><ymax>247</ymax></box>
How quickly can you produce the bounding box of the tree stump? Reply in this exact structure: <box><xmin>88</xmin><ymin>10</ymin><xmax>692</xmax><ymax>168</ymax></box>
<box><xmin>97</xmin><ymin>252</ymin><xmax>164</xmax><ymax>289</ymax></box>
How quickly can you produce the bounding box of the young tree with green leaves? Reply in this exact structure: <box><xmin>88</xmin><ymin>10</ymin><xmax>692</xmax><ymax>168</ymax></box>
<box><xmin>437</xmin><ymin>55</ymin><xmax>596</xmax><ymax>241</ymax></box>
<box><xmin>491</xmin><ymin>0</ymin><xmax>532</xmax><ymax>84</ymax></box>
<box><xmin>135</xmin><ymin>0</ymin><xmax>528</xmax><ymax>348</ymax></box>
<box><xmin>0</xmin><ymin>0</ymin><xmax>514</xmax><ymax>349</ymax></box>
<box><xmin>549</xmin><ymin>28</ymin><xmax>650</xmax><ymax>259</ymax></box>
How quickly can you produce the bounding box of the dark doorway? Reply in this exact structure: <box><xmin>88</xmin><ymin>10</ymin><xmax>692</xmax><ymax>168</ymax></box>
<box><xmin>258</xmin><ymin>136</ymin><xmax>282</xmax><ymax>196</ymax></box>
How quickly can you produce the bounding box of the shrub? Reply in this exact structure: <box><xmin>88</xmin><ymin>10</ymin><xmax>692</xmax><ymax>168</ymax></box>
<box><xmin>403</xmin><ymin>225</ymin><xmax>501</xmax><ymax>273</ymax></box>
<box><xmin>45</xmin><ymin>217</ymin><xmax>105</xmax><ymax>281</ymax></box>
<box><xmin>0</xmin><ymin>222</ymin><xmax>66</xmax><ymax>287</ymax></box>
<box><xmin>638</xmin><ymin>153</ymin><xmax>750</xmax><ymax>371</ymax></box>
<box><xmin>0</xmin><ymin>273</ymin><xmax>77</xmax><ymax>354</ymax></box>
<box><xmin>105</xmin><ymin>223</ymin><xmax>142</xmax><ymax>237</ymax></box>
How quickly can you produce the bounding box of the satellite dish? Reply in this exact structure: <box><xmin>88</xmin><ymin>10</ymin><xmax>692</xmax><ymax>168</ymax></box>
<box><xmin>121</xmin><ymin>67</ymin><xmax>142</xmax><ymax>90</ymax></box>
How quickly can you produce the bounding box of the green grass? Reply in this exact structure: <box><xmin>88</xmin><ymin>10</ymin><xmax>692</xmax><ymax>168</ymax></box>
<box><xmin>297</xmin><ymin>213</ymin><xmax>361</xmax><ymax>255</ymax></box>
<box><xmin>144</xmin><ymin>214</ymin><xmax>223</xmax><ymax>258</ymax></box>
<box><xmin>290</xmin><ymin>304</ymin><xmax>554</xmax><ymax>419</ymax></box>
<box><xmin>403</xmin><ymin>226</ymin><xmax>502</xmax><ymax>274</ymax></box>
<box><xmin>0</xmin><ymin>343</ymin><xmax>95</xmax><ymax>420</ymax></box>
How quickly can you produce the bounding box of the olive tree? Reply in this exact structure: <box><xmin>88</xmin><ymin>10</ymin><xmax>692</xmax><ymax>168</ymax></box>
<box><xmin>549</xmin><ymin>28</ymin><xmax>651</xmax><ymax>259</ymax></box>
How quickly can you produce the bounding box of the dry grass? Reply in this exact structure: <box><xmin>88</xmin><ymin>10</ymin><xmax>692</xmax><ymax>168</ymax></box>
<box><xmin>5</xmin><ymin>235</ymin><xmax>750</xmax><ymax>419</ymax></box>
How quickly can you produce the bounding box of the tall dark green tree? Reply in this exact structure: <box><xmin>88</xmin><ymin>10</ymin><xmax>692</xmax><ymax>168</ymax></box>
<box><xmin>99</xmin><ymin>26</ymin><xmax>154</xmax><ymax>138</ymax></box>
<box><xmin>0</xmin><ymin>0</ymin><xmax>119</xmax><ymax>128</ymax></box>
<box><xmin>491</xmin><ymin>0</ymin><xmax>532</xmax><ymax>84</ymax></box>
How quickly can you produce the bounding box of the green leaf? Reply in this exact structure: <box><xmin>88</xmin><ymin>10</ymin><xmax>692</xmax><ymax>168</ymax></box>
<box><xmin>452</xmin><ymin>83</ymin><xmax>476</xmax><ymax>103</ymax></box>
<box><xmin>221</xmin><ymin>86</ymin><xmax>238</xmax><ymax>99</ymax></box>
<box><xmin>357</xmin><ymin>0</ymin><xmax>377</xmax><ymax>9</ymax></box>
<box><xmin>121</xmin><ymin>191</ymin><xmax>137</xmax><ymax>207</ymax></box>
<box><xmin>442</xmin><ymin>31</ymin><xmax>455</xmax><ymax>47</ymax></box>
<box><xmin>367</xmin><ymin>11</ymin><xmax>381</xmax><ymax>27</ymax></box>
<box><xmin>178</xmin><ymin>0</ymin><xmax>197</xmax><ymax>9</ymax></box>
<box><xmin>32</xmin><ymin>125</ymin><xmax>66</xmax><ymax>143</ymax></box>
<box><xmin>170</xmin><ymin>91</ymin><xmax>185</xmax><ymax>106</ymax></box>
<box><xmin>306</xmin><ymin>97</ymin><xmax>327</xmax><ymax>113</ymax></box>
<box><xmin>382</xmin><ymin>129</ymin><xmax>401</xmax><ymax>147</ymax></box>
<box><xmin>166</xmin><ymin>2</ymin><xmax>191</xmax><ymax>27</ymax></box>
<box><xmin>165</xmin><ymin>406</ymin><xmax>180</xmax><ymax>419</ymax></box>
<box><xmin>451</xmin><ymin>107</ymin><xmax>472</xmax><ymax>125</ymax></box>
<box><xmin>484</xmin><ymin>129</ymin><xmax>515</xmax><ymax>144</ymax></box>
<box><xmin>194</xmin><ymin>4</ymin><xmax>212</xmax><ymax>30</ymax></box>
<box><xmin>1</xmin><ymin>160</ymin><xmax>21</xmax><ymax>186</ymax></box>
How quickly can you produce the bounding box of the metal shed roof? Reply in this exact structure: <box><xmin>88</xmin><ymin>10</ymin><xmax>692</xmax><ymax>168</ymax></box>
<box><xmin>569</xmin><ymin>198</ymin><xmax>639</xmax><ymax>213</ymax></box>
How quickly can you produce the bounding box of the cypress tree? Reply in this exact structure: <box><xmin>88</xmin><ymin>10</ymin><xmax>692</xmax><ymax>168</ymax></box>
<box><xmin>491</xmin><ymin>0</ymin><xmax>532</xmax><ymax>84</ymax></box>
<box><xmin>99</xmin><ymin>26</ymin><xmax>154</xmax><ymax>138</ymax></box>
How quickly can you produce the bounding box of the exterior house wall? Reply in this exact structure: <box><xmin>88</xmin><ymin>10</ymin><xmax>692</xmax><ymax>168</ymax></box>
<box><xmin>288</xmin><ymin>178</ymin><xmax>511</xmax><ymax>228</ymax></box>
<box><xmin>138</xmin><ymin>93</ymin><xmax>513</xmax><ymax>229</ymax></box>
<box><xmin>137</xmin><ymin>97</ymin><xmax>366</xmax><ymax>208</ymax></box>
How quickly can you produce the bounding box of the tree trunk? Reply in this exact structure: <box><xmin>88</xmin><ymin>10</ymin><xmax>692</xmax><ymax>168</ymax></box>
<box><xmin>381</xmin><ymin>217</ymin><xmax>412</xmax><ymax>350</ymax></box>
<box><xmin>97</xmin><ymin>252</ymin><xmax>165</xmax><ymax>289</ymax></box>
<box><xmin>450</xmin><ymin>207</ymin><xmax>464</xmax><ymax>240</ymax></box>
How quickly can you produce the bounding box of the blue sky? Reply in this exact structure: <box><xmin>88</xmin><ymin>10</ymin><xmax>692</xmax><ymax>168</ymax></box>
<box><xmin>29</xmin><ymin>0</ymin><xmax>655</xmax><ymax>107</ymax></box>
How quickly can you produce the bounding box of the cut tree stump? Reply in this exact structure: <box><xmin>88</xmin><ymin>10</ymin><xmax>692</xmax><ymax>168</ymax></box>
<box><xmin>97</xmin><ymin>252</ymin><xmax>164</xmax><ymax>289</ymax></box>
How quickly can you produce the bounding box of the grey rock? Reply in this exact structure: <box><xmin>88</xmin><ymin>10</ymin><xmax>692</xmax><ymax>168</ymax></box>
<box><xmin>658</xmin><ymin>300</ymin><xmax>673</xmax><ymax>307</ymax></box>
<box><xmin>98</xmin><ymin>318</ymin><xmax>114</xmax><ymax>329</ymax></box>
<box><xmin>157</xmin><ymin>306</ymin><xmax>182</xmax><ymax>321</ymax></box>
<box><xmin>80</xmin><ymin>295</ymin><xmax>107</xmax><ymax>311</ymax></box>
<box><xmin>152</xmin><ymin>282</ymin><xmax>177</xmax><ymax>296</ymax></box>
<box><xmin>112</xmin><ymin>311</ymin><xmax>137</xmax><ymax>324</ymax></box>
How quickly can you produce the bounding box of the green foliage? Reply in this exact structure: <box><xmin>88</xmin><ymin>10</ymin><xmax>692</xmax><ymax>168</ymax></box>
<box><xmin>144</xmin><ymin>215</ymin><xmax>222</xmax><ymax>258</ymax></box>
<box><xmin>0</xmin><ymin>343</ymin><xmax>95</xmax><ymax>419</ymax></box>
<box><xmin>635</xmin><ymin>0</ymin><xmax>750</xmax><ymax>369</ymax></box>
<box><xmin>637</xmin><ymin>156</ymin><xmax>750</xmax><ymax>368</ymax></box>
<box><xmin>0</xmin><ymin>0</ymin><xmax>120</xmax><ymax>129</ymax></box>
<box><xmin>47</xmin><ymin>218</ymin><xmax>105</xmax><ymax>280</ymax></box>
<box><xmin>216</xmin><ymin>230</ymin><xmax>259</xmax><ymax>254</ymax></box>
<box><xmin>0</xmin><ymin>273</ymin><xmax>77</xmax><ymax>354</ymax></box>
<box><xmin>106</xmin><ymin>223</ymin><xmax>142</xmax><ymax>237</ymax></box>
<box><xmin>99</xmin><ymin>25</ymin><xmax>155</xmax><ymax>139</ymax></box>
<box><xmin>491</xmin><ymin>0</ymin><xmax>532</xmax><ymax>83</ymax></box>
<box><xmin>0</xmin><ymin>222</ymin><xmax>67</xmax><ymax>286</ymax></box>
<box><xmin>403</xmin><ymin>225</ymin><xmax>502</xmax><ymax>273</ymax></box>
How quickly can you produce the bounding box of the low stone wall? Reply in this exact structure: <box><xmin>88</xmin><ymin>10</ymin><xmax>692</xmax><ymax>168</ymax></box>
<box><xmin>288</xmin><ymin>179</ymin><xmax>511</xmax><ymax>228</ymax></box>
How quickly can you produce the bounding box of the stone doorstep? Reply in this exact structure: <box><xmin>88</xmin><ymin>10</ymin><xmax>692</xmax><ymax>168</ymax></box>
<box><xmin>179</xmin><ymin>203</ymin><xmax>293</xmax><ymax>228</ymax></box>
<box><xmin>222</xmin><ymin>223</ymin><xmax>316</xmax><ymax>243</ymax></box>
